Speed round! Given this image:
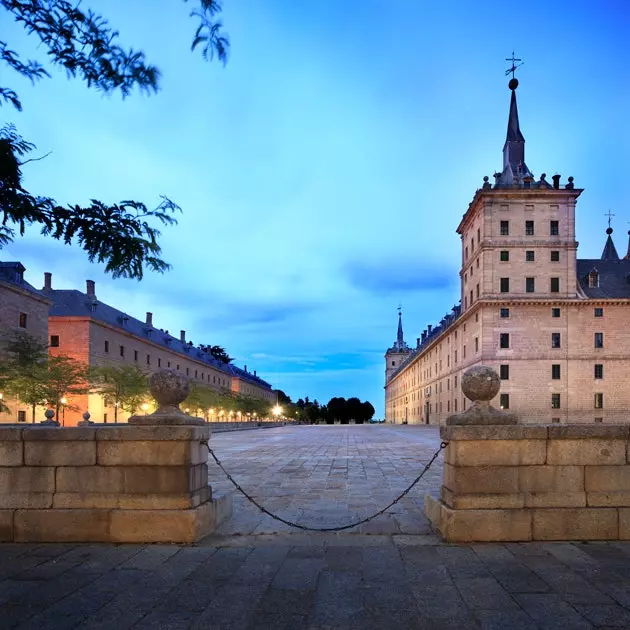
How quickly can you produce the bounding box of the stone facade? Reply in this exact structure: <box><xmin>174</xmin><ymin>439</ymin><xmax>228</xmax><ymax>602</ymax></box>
<box><xmin>426</xmin><ymin>424</ymin><xmax>630</xmax><ymax>542</ymax></box>
<box><xmin>385</xmin><ymin>80</ymin><xmax>630</xmax><ymax>425</ymax></box>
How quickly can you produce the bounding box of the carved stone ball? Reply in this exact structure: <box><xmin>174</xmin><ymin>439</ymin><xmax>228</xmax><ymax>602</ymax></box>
<box><xmin>45</xmin><ymin>409</ymin><xmax>55</xmax><ymax>420</ymax></box>
<box><xmin>461</xmin><ymin>365</ymin><xmax>500</xmax><ymax>402</ymax></box>
<box><xmin>82</xmin><ymin>412</ymin><xmax>91</xmax><ymax>421</ymax></box>
<box><xmin>149</xmin><ymin>369</ymin><xmax>190</xmax><ymax>407</ymax></box>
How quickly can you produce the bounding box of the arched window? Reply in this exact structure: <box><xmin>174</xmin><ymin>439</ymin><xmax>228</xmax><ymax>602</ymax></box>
<box><xmin>588</xmin><ymin>271</ymin><xmax>599</xmax><ymax>288</ymax></box>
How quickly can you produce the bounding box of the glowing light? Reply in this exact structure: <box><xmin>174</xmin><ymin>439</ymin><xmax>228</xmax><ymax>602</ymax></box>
<box><xmin>273</xmin><ymin>405</ymin><xmax>282</xmax><ymax>417</ymax></box>
<box><xmin>60</xmin><ymin>397</ymin><xmax>68</xmax><ymax>405</ymax></box>
<box><xmin>141</xmin><ymin>403</ymin><xmax>149</xmax><ymax>412</ymax></box>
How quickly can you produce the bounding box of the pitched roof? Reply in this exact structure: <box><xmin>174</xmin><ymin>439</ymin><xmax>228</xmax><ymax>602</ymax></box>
<box><xmin>576</xmin><ymin>259</ymin><xmax>630</xmax><ymax>299</ymax></box>
<box><xmin>601</xmin><ymin>230</ymin><xmax>620</xmax><ymax>261</ymax></box>
<box><xmin>47</xmin><ymin>288</ymin><xmax>271</xmax><ymax>388</ymax></box>
<box><xmin>0</xmin><ymin>262</ymin><xmax>50</xmax><ymax>301</ymax></box>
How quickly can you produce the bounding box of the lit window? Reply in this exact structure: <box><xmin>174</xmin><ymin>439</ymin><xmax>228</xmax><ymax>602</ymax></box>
<box><xmin>594</xmin><ymin>393</ymin><xmax>604</xmax><ymax>409</ymax></box>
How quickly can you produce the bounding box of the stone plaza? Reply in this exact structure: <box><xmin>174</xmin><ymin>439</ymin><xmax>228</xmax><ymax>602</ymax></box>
<box><xmin>4</xmin><ymin>425</ymin><xmax>630</xmax><ymax>628</ymax></box>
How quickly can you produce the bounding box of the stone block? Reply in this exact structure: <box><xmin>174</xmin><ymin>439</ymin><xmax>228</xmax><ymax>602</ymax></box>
<box><xmin>618</xmin><ymin>509</ymin><xmax>630</xmax><ymax>539</ymax></box>
<box><xmin>25</xmin><ymin>441</ymin><xmax>96</xmax><ymax>466</ymax></box>
<box><xmin>532</xmin><ymin>508</ymin><xmax>618</xmax><ymax>540</ymax></box>
<box><xmin>52</xmin><ymin>487</ymin><xmax>211</xmax><ymax>510</ymax></box>
<box><xmin>441</xmin><ymin>425</ymin><xmax>548</xmax><ymax>441</ymax></box>
<box><xmin>585</xmin><ymin>465</ymin><xmax>630</xmax><ymax>492</ymax></box>
<box><xmin>519</xmin><ymin>465</ymin><xmax>584</xmax><ymax>492</ymax></box>
<box><xmin>441</xmin><ymin>486</ymin><xmax>524</xmax><ymax>509</ymax></box>
<box><xmin>443</xmin><ymin>463</ymin><xmax>519</xmax><ymax>494</ymax></box>
<box><xmin>0</xmin><ymin>441</ymin><xmax>23</xmax><ymax>466</ymax></box>
<box><xmin>524</xmin><ymin>492</ymin><xmax>586</xmax><ymax>508</ymax></box>
<box><xmin>97</xmin><ymin>440</ymin><xmax>207</xmax><ymax>466</ymax></box>
<box><xmin>14</xmin><ymin>509</ymin><xmax>111</xmax><ymax>542</ymax></box>
<box><xmin>546</xmin><ymin>439</ymin><xmax>626</xmax><ymax>465</ymax></box>
<box><xmin>588</xmin><ymin>493</ymin><xmax>630</xmax><ymax>507</ymax></box>
<box><xmin>56</xmin><ymin>464</ymin><xmax>206</xmax><ymax>494</ymax></box>
<box><xmin>0</xmin><ymin>427</ymin><xmax>24</xmax><ymax>441</ymax></box>
<box><xmin>445</xmin><ymin>440</ymin><xmax>546</xmax><ymax>466</ymax></box>
<box><xmin>96</xmin><ymin>425</ymin><xmax>210</xmax><ymax>442</ymax></box>
<box><xmin>0</xmin><ymin>467</ymin><xmax>55</xmax><ymax>493</ymax></box>
<box><xmin>0</xmin><ymin>509</ymin><xmax>14</xmax><ymax>542</ymax></box>
<box><xmin>547</xmin><ymin>425</ymin><xmax>629</xmax><ymax>440</ymax></box>
<box><xmin>22</xmin><ymin>427</ymin><xmax>97</xmax><ymax>441</ymax></box>
<box><xmin>0</xmin><ymin>492</ymin><xmax>53</xmax><ymax>509</ymax></box>
<box><xmin>425</xmin><ymin>496</ymin><xmax>532</xmax><ymax>542</ymax></box>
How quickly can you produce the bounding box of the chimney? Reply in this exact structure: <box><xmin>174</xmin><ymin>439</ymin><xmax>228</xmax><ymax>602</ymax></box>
<box><xmin>244</xmin><ymin>365</ymin><xmax>247</xmax><ymax>373</ymax></box>
<box><xmin>180</xmin><ymin>330</ymin><xmax>186</xmax><ymax>343</ymax></box>
<box><xmin>146</xmin><ymin>312</ymin><xmax>153</xmax><ymax>327</ymax></box>
<box><xmin>552</xmin><ymin>174</ymin><xmax>561</xmax><ymax>190</ymax></box>
<box><xmin>254</xmin><ymin>370</ymin><xmax>257</xmax><ymax>376</ymax></box>
<box><xmin>43</xmin><ymin>272</ymin><xmax>52</xmax><ymax>291</ymax></box>
<box><xmin>416</xmin><ymin>337</ymin><xmax>420</xmax><ymax>348</ymax></box>
<box><xmin>427</xmin><ymin>324</ymin><xmax>433</xmax><ymax>334</ymax></box>
<box><xmin>86</xmin><ymin>280</ymin><xmax>96</xmax><ymax>298</ymax></box>
<box><xmin>421</xmin><ymin>331</ymin><xmax>427</xmax><ymax>342</ymax></box>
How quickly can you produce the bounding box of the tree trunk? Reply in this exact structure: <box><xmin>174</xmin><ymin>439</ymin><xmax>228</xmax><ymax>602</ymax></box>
<box><xmin>31</xmin><ymin>404</ymin><xmax>35</xmax><ymax>423</ymax></box>
<box><xmin>114</xmin><ymin>404</ymin><xmax>118</xmax><ymax>423</ymax></box>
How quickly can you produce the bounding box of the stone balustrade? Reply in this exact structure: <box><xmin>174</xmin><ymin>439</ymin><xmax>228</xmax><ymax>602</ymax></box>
<box><xmin>0</xmin><ymin>423</ymin><xmax>232</xmax><ymax>543</ymax></box>
<box><xmin>425</xmin><ymin>424</ymin><xmax>630</xmax><ymax>542</ymax></box>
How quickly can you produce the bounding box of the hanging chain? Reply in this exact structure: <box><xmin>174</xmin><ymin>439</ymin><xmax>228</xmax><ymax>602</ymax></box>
<box><xmin>201</xmin><ymin>440</ymin><xmax>448</xmax><ymax>533</ymax></box>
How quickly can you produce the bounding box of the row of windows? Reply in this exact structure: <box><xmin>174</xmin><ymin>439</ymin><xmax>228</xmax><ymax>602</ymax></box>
<box><xmin>499</xmin><ymin>250</ymin><xmax>560</xmax><ymax>262</ymax></box>
<box><xmin>499</xmin><ymin>392</ymin><xmax>605</xmax><ymax>410</ymax></box>
<box><xmin>500</xmin><ymin>364</ymin><xmax>604</xmax><ymax>380</ymax></box>
<box><xmin>500</xmin><ymin>307</ymin><xmax>604</xmax><ymax>318</ymax></box>
<box><xmin>500</xmin><ymin>220</ymin><xmax>559</xmax><ymax>236</ymax></box>
<box><xmin>500</xmin><ymin>277</ymin><xmax>561</xmax><ymax>293</ymax></box>
<box><xmin>499</xmin><ymin>332</ymin><xmax>604</xmax><ymax>349</ymax></box>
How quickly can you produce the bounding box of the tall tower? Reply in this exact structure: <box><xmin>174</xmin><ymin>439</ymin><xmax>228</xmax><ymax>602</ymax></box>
<box><xmin>385</xmin><ymin>307</ymin><xmax>411</xmax><ymax>381</ymax></box>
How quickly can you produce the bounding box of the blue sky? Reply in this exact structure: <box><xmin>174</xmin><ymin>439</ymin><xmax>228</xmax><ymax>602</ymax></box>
<box><xmin>2</xmin><ymin>0</ymin><xmax>630</xmax><ymax>415</ymax></box>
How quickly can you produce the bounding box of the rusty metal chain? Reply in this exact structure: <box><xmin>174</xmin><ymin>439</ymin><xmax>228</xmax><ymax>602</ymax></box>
<box><xmin>201</xmin><ymin>440</ymin><xmax>448</xmax><ymax>532</ymax></box>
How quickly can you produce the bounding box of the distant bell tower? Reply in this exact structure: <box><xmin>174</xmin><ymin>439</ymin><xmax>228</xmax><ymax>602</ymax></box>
<box><xmin>385</xmin><ymin>307</ymin><xmax>412</xmax><ymax>380</ymax></box>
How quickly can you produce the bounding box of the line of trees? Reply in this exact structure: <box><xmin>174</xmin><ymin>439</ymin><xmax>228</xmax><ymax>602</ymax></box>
<box><xmin>0</xmin><ymin>332</ymin><xmax>273</xmax><ymax>423</ymax></box>
<box><xmin>276</xmin><ymin>392</ymin><xmax>375</xmax><ymax>425</ymax></box>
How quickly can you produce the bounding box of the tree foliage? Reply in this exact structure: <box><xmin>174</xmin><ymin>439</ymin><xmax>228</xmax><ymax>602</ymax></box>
<box><xmin>0</xmin><ymin>0</ymin><xmax>229</xmax><ymax>279</ymax></box>
<box><xmin>89</xmin><ymin>365</ymin><xmax>149</xmax><ymax>422</ymax></box>
<box><xmin>324</xmin><ymin>396</ymin><xmax>375</xmax><ymax>424</ymax></box>
<box><xmin>199</xmin><ymin>344</ymin><xmax>234</xmax><ymax>364</ymax></box>
<box><xmin>44</xmin><ymin>354</ymin><xmax>90</xmax><ymax>423</ymax></box>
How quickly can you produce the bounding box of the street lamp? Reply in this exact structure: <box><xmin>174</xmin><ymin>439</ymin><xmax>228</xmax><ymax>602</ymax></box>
<box><xmin>273</xmin><ymin>405</ymin><xmax>282</xmax><ymax>418</ymax></box>
<box><xmin>141</xmin><ymin>402</ymin><xmax>149</xmax><ymax>415</ymax></box>
<box><xmin>60</xmin><ymin>397</ymin><xmax>68</xmax><ymax>425</ymax></box>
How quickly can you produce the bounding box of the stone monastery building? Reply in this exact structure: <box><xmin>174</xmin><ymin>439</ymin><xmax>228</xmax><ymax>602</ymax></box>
<box><xmin>0</xmin><ymin>266</ymin><xmax>273</xmax><ymax>425</ymax></box>
<box><xmin>385</xmin><ymin>77</ymin><xmax>630</xmax><ymax>425</ymax></box>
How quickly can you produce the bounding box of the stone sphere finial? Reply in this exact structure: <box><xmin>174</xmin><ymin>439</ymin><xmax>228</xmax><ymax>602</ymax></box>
<box><xmin>82</xmin><ymin>411</ymin><xmax>91</xmax><ymax>421</ymax></box>
<box><xmin>149</xmin><ymin>369</ymin><xmax>190</xmax><ymax>408</ymax></box>
<box><xmin>40</xmin><ymin>408</ymin><xmax>60</xmax><ymax>426</ymax></box>
<box><xmin>45</xmin><ymin>409</ymin><xmax>55</xmax><ymax>420</ymax></box>
<box><xmin>461</xmin><ymin>365</ymin><xmax>500</xmax><ymax>402</ymax></box>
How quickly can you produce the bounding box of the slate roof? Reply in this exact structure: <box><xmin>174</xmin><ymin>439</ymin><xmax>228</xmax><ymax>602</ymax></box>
<box><xmin>576</xmin><ymin>259</ymin><xmax>630</xmax><ymax>299</ymax></box>
<box><xmin>47</xmin><ymin>288</ymin><xmax>271</xmax><ymax>389</ymax></box>
<box><xmin>0</xmin><ymin>262</ymin><xmax>49</xmax><ymax>301</ymax></box>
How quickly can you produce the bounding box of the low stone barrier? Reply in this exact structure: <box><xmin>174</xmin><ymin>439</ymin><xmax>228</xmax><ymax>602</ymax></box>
<box><xmin>425</xmin><ymin>424</ymin><xmax>630</xmax><ymax>542</ymax></box>
<box><xmin>209</xmin><ymin>421</ymin><xmax>287</xmax><ymax>433</ymax></box>
<box><xmin>0</xmin><ymin>424</ymin><xmax>231</xmax><ymax>543</ymax></box>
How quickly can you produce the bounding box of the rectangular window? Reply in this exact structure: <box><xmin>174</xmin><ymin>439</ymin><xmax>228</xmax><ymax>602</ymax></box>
<box><xmin>474</xmin><ymin>337</ymin><xmax>479</xmax><ymax>352</ymax></box>
<box><xmin>477</xmin><ymin>227</ymin><xmax>480</xmax><ymax>242</ymax></box>
<box><xmin>18</xmin><ymin>312</ymin><xmax>27</xmax><ymax>328</ymax></box>
<box><xmin>500</xmin><ymin>333</ymin><xmax>510</xmax><ymax>349</ymax></box>
<box><xmin>463</xmin><ymin>345</ymin><xmax>466</xmax><ymax>359</ymax></box>
<box><xmin>551</xmin><ymin>393</ymin><xmax>561</xmax><ymax>409</ymax></box>
<box><xmin>552</xmin><ymin>308</ymin><xmax>561</xmax><ymax>318</ymax></box>
<box><xmin>525</xmin><ymin>220</ymin><xmax>534</xmax><ymax>235</ymax></box>
<box><xmin>119</xmin><ymin>345</ymin><xmax>125</xmax><ymax>357</ymax></box>
<box><xmin>476</xmin><ymin>283</ymin><xmax>480</xmax><ymax>298</ymax></box>
<box><xmin>500</xmin><ymin>308</ymin><xmax>510</xmax><ymax>318</ymax></box>
<box><xmin>500</xmin><ymin>364</ymin><xmax>509</xmax><ymax>380</ymax></box>
<box><xmin>454</xmin><ymin>350</ymin><xmax>458</xmax><ymax>363</ymax></box>
<box><xmin>550</xmin><ymin>277</ymin><xmax>560</xmax><ymax>293</ymax></box>
<box><xmin>594</xmin><ymin>307</ymin><xmax>603</xmax><ymax>318</ymax></box>
<box><xmin>168</xmin><ymin>361</ymin><xmax>171</xmax><ymax>368</ymax></box>
<box><xmin>134</xmin><ymin>350</ymin><xmax>138</xmax><ymax>362</ymax></box>
<box><xmin>158</xmin><ymin>358</ymin><xmax>162</xmax><ymax>368</ymax></box>
<box><xmin>551</xmin><ymin>333</ymin><xmax>561</xmax><ymax>348</ymax></box>
<box><xmin>550</xmin><ymin>220</ymin><xmax>559</xmax><ymax>236</ymax></box>
<box><xmin>454</xmin><ymin>375</ymin><xmax>458</xmax><ymax>388</ymax></box>
<box><xmin>500</xmin><ymin>278</ymin><xmax>510</xmax><ymax>293</ymax></box>
<box><xmin>103</xmin><ymin>413</ymin><xmax>108</xmax><ymax>423</ymax></box>
<box><xmin>17</xmin><ymin>410</ymin><xmax>26</xmax><ymax>423</ymax></box>
<box><xmin>146</xmin><ymin>354</ymin><xmax>151</xmax><ymax>365</ymax></box>
<box><xmin>500</xmin><ymin>220</ymin><xmax>509</xmax><ymax>236</ymax></box>
<box><xmin>594</xmin><ymin>417</ymin><xmax>603</xmax><ymax>423</ymax></box>
<box><xmin>594</xmin><ymin>364</ymin><xmax>603</xmax><ymax>379</ymax></box>
<box><xmin>595</xmin><ymin>333</ymin><xmax>604</xmax><ymax>348</ymax></box>
<box><xmin>551</xmin><ymin>251</ymin><xmax>560</xmax><ymax>262</ymax></box>
<box><xmin>50</xmin><ymin>335</ymin><xmax>59</xmax><ymax>348</ymax></box>
<box><xmin>552</xmin><ymin>417</ymin><xmax>560</xmax><ymax>423</ymax></box>
<box><xmin>552</xmin><ymin>364</ymin><xmax>561</xmax><ymax>380</ymax></box>
<box><xmin>526</xmin><ymin>277</ymin><xmax>535</xmax><ymax>293</ymax></box>
<box><xmin>186</xmin><ymin>367</ymin><xmax>190</xmax><ymax>375</ymax></box>
<box><xmin>104</xmin><ymin>340</ymin><xmax>109</xmax><ymax>353</ymax></box>
<box><xmin>500</xmin><ymin>250</ymin><xmax>509</xmax><ymax>262</ymax></box>
<box><xmin>526</xmin><ymin>250</ymin><xmax>535</xmax><ymax>262</ymax></box>
<box><xmin>500</xmin><ymin>393</ymin><xmax>510</xmax><ymax>410</ymax></box>
<box><xmin>177</xmin><ymin>364</ymin><xmax>180</xmax><ymax>371</ymax></box>
<box><xmin>594</xmin><ymin>393</ymin><xmax>604</xmax><ymax>409</ymax></box>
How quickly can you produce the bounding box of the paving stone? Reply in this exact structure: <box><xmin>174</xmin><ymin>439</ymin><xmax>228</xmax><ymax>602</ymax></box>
<box><xmin>573</xmin><ymin>604</ymin><xmax>630</xmax><ymax>627</ymax></box>
<box><xmin>454</xmin><ymin>577</ymin><xmax>520</xmax><ymax>610</ymax></box>
<box><xmin>308</xmin><ymin>571</ymin><xmax>365</xmax><ymax>627</ymax></box>
<box><xmin>514</xmin><ymin>593</ymin><xmax>594</xmax><ymax>629</ymax></box>
<box><xmin>473</xmin><ymin>609</ymin><xmax>538</xmax><ymax>629</ymax></box>
<box><xmin>271</xmin><ymin>557</ymin><xmax>326</xmax><ymax>590</ymax></box>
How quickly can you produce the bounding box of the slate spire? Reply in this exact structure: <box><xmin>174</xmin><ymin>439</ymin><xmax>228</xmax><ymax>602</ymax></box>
<box><xmin>502</xmin><ymin>78</ymin><xmax>529</xmax><ymax>176</ymax></box>
<box><xmin>397</xmin><ymin>308</ymin><xmax>404</xmax><ymax>347</ymax></box>
<box><xmin>625</xmin><ymin>231</ymin><xmax>630</xmax><ymax>260</ymax></box>
<box><xmin>601</xmin><ymin>227</ymin><xmax>620</xmax><ymax>261</ymax></box>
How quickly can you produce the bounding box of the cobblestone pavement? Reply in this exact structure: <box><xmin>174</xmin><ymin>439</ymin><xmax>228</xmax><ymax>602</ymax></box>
<box><xmin>4</xmin><ymin>426</ymin><xmax>630</xmax><ymax>628</ymax></box>
<box><xmin>207</xmin><ymin>425</ymin><xmax>444</xmax><ymax>535</ymax></box>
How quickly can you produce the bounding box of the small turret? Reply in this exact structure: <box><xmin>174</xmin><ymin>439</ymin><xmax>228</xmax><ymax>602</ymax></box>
<box><xmin>385</xmin><ymin>307</ymin><xmax>412</xmax><ymax>381</ymax></box>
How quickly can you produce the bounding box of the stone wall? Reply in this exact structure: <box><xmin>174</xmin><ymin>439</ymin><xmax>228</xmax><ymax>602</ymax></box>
<box><xmin>0</xmin><ymin>424</ymin><xmax>231</xmax><ymax>543</ymax></box>
<box><xmin>425</xmin><ymin>424</ymin><xmax>630</xmax><ymax>542</ymax></box>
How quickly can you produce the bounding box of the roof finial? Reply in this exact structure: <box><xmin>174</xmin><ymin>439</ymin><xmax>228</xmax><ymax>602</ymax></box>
<box><xmin>605</xmin><ymin>209</ymin><xmax>615</xmax><ymax>233</ymax></box>
<box><xmin>505</xmin><ymin>51</ymin><xmax>524</xmax><ymax>90</ymax></box>
<box><xmin>396</xmin><ymin>304</ymin><xmax>404</xmax><ymax>347</ymax></box>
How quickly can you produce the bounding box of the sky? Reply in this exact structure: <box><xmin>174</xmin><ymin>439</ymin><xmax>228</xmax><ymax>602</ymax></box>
<box><xmin>2</xmin><ymin>0</ymin><xmax>630</xmax><ymax>416</ymax></box>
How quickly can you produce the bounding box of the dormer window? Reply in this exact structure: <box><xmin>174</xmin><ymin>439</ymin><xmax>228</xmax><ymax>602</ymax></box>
<box><xmin>588</xmin><ymin>271</ymin><xmax>599</xmax><ymax>288</ymax></box>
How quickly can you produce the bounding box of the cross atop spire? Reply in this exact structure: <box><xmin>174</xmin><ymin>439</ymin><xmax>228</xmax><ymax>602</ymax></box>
<box><xmin>605</xmin><ymin>209</ymin><xmax>615</xmax><ymax>229</ymax></box>
<box><xmin>505</xmin><ymin>51</ymin><xmax>524</xmax><ymax>80</ymax></box>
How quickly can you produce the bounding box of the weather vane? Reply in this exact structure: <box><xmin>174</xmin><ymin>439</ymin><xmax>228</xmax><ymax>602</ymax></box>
<box><xmin>605</xmin><ymin>209</ymin><xmax>615</xmax><ymax>229</ymax></box>
<box><xmin>505</xmin><ymin>51</ymin><xmax>524</xmax><ymax>79</ymax></box>
<box><xmin>397</xmin><ymin>303</ymin><xmax>402</xmax><ymax>316</ymax></box>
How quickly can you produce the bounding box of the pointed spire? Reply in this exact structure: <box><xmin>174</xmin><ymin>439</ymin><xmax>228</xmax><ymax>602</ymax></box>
<box><xmin>601</xmin><ymin>227</ymin><xmax>620</xmax><ymax>261</ymax></box>
<box><xmin>397</xmin><ymin>308</ymin><xmax>404</xmax><ymax>347</ymax></box>
<box><xmin>502</xmin><ymin>79</ymin><xmax>528</xmax><ymax>176</ymax></box>
<box><xmin>625</xmin><ymin>231</ymin><xmax>630</xmax><ymax>259</ymax></box>
<box><xmin>506</xmin><ymin>87</ymin><xmax>525</xmax><ymax>143</ymax></box>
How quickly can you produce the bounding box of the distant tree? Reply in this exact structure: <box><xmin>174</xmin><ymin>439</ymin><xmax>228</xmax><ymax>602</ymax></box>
<box><xmin>0</xmin><ymin>0</ymin><xmax>229</xmax><ymax>279</ymax></box>
<box><xmin>361</xmin><ymin>401</ymin><xmax>376</xmax><ymax>423</ymax></box>
<box><xmin>327</xmin><ymin>397</ymin><xmax>348</xmax><ymax>424</ymax></box>
<box><xmin>90</xmin><ymin>365</ymin><xmax>149</xmax><ymax>423</ymax></box>
<box><xmin>275</xmin><ymin>390</ymin><xmax>292</xmax><ymax>406</ymax></box>
<box><xmin>44</xmin><ymin>355</ymin><xmax>89</xmax><ymax>423</ymax></box>
<box><xmin>346</xmin><ymin>397</ymin><xmax>363</xmax><ymax>423</ymax></box>
<box><xmin>200</xmin><ymin>345</ymin><xmax>234</xmax><ymax>364</ymax></box>
<box><xmin>0</xmin><ymin>331</ymin><xmax>49</xmax><ymax>422</ymax></box>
